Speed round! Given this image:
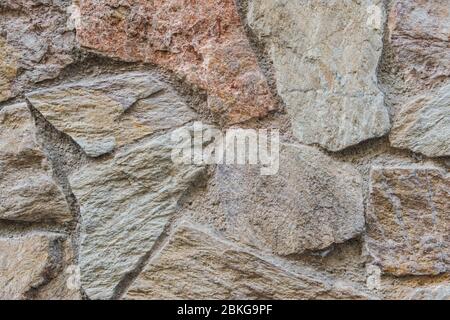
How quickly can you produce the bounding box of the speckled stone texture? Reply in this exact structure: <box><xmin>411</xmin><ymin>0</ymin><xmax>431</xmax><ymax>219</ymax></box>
<box><xmin>0</xmin><ymin>0</ymin><xmax>448</xmax><ymax>300</ymax></box>
<box><xmin>366</xmin><ymin>167</ymin><xmax>449</xmax><ymax>276</ymax></box>
<box><xmin>0</xmin><ymin>103</ymin><xmax>71</xmax><ymax>223</ymax></box>
<box><xmin>0</xmin><ymin>0</ymin><xmax>76</xmax><ymax>100</ymax></box>
<box><xmin>74</xmin><ymin>0</ymin><xmax>276</xmax><ymax>124</ymax></box>
<box><xmin>387</xmin><ymin>0</ymin><xmax>450</xmax><ymax>94</ymax></box>
<box><xmin>248</xmin><ymin>0</ymin><xmax>391</xmax><ymax>151</ymax></box>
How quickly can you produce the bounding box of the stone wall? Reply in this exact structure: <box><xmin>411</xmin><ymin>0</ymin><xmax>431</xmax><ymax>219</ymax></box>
<box><xmin>0</xmin><ymin>0</ymin><xmax>448</xmax><ymax>300</ymax></box>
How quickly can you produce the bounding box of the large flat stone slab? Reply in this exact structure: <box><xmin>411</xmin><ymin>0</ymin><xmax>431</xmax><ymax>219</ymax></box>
<box><xmin>248</xmin><ymin>0</ymin><xmax>390</xmax><ymax>151</ymax></box>
<box><xmin>390</xmin><ymin>83</ymin><xmax>450</xmax><ymax>157</ymax></box>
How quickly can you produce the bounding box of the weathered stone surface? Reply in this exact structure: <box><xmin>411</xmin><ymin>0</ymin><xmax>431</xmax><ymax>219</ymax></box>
<box><xmin>0</xmin><ymin>0</ymin><xmax>76</xmax><ymax>98</ymax></box>
<box><xmin>69</xmin><ymin>126</ymin><xmax>206</xmax><ymax>299</ymax></box>
<box><xmin>1</xmin><ymin>0</ymin><xmax>448</xmax><ymax>302</ymax></box>
<box><xmin>125</xmin><ymin>222</ymin><xmax>376</xmax><ymax>300</ymax></box>
<box><xmin>0</xmin><ymin>233</ymin><xmax>78</xmax><ymax>300</ymax></box>
<box><xmin>0</xmin><ymin>103</ymin><xmax>72</xmax><ymax>223</ymax></box>
<box><xmin>74</xmin><ymin>0</ymin><xmax>276</xmax><ymax>124</ymax></box>
<box><xmin>390</xmin><ymin>83</ymin><xmax>450</xmax><ymax>157</ymax></box>
<box><xmin>27</xmin><ymin>72</ymin><xmax>197</xmax><ymax>157</ymax></box>
<box><xmin>194</xmin><ymin>143</ymin><xmax>364</xmax><ymax>256</ymax></box>
<box><xmin>366</xmin><ymin>167</ymin><xmax>450</xmax><ymax>276</ymax></box>
<box><xmin>0</xmin><ymin>38</ymin><xmax>18</xmax><ymax>102</ymax></box>
<box><xmin>403</xmin><ymin>284</ymin><xmax>450</xmax><ymax>300</ymax></box>
<box><xmin>248</xmin><ymin>0</ymin><xmax>390</xmax><ymax>151</ymax></box>
<box><xmin>387</xmin><ymin>0</ymin><xmax>450</xmax><ymax>93</ymax></box>
<box><xmin>32</xmin><ymin>240</ymin><xmax>81</xmax><ymax>300</ymax></box>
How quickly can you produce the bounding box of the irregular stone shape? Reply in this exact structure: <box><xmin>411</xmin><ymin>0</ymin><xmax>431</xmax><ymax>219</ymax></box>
<box><xmin>125</xmin><ymin>221</ymin><xmax>376</xmax><ymax>300</ymax></box>
<box><xmin>248</xmin><ymin>0</ymin><xmax>390</xmax><ymax>151</ymax></box>
<box><xmin>69</xmin><ymin>125</ymin><xmax>207</xmax><ymax>299</ymax></box>
<box><xmin>0</xmin><ymin>233</ymin><xmax>78</xmax><ymax>300</ymax></box>
<box><xmin>390</xmin><ymin>83</ymin><xmax>450</xmax><ymax>157</ymax></box>
<box><xmin>404</xmin><ymin>284</ymin><xmax>450</xmax><ymax>300</ymax></box>
<box><xmin>0</xmin><ymin>37</ymin><xmax>18</xmax><ymax>102</ymax></box>
<box><xmin>366</xmin><ymin>167</ymin><xmax>450</xmax><ymax>276</ymax></box>
<box><xmin>0</xmin><ymin>0</ymin><xmax>76</xmax><ymax>97</ymax></box>
<box><xmin>387</xmin><ymin>0</ymin><xmax>450</xmax><ymax>93</ymax></box>
<box><xmin>0</xmin><ymin>104</ymin><xmax>72</xmax><ymax>223</ymax></box>
<box><xmin>201</xmin><ymin>143</ymin><xmax>364</xmax><ymax>256</ymax></box>
<box><xmin>74</xmin><ymin>0</ymin><xmax>275</xmax><ymax>124</ymax></box>
<box><xmin>27</xmin><ymin>72</ymin><xmax>197</xmax><ymax>157</ymax></box>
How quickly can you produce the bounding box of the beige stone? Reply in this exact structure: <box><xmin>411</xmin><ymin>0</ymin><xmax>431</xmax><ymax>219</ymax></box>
<box><xmin>32</xmin><ymin>242</ymin><xmax>82</xmax><ymax>300</ymax></box>
<box><xmin>387</xmin><ymin>0</ymin><xmax>450</xmax><ymax>93</ymax></box>
<box><xmin>403</xmin><ymin>284</ymin><xmax>450</xmax><ymax>300</ymax></box>
<box><xmin>0</xmin><ymin>38</ymin><xmax>18</xmax><ymax>102</ymax></box>
<box><xmin>0</xmin><ymin>103</ymin><xmax>72</xmax><ymax>223</ymax></box>
<box><xmin>0</xmin><ymin>233</ymin><xmax>79</xmax><ymax>300</ymax></box>
<box><xmin>125</xmin><ymin>221</ymin><xmax>376</xmax><ymax>300</ymax></box>
<box><xmin>390</xmin><ymin>83</ymin><xmax>450</xmax><ymax>157</ymax></box>
<box><xmin>69</xmin><ymin>125</ymin><xmax>207</xmax><ymax>299</ymax></box>
<box><xmin>27</xmin><ymin>72</ymin><xmax>197</xmax><ymax>157</ymax></box>
<box><xmin>194</xmin><ymin>143</ymin><xmax>364</xmax><ymax>256</ymax></box>
<box><xmin>0</xmin><ymin>1</ymin><xmax>76</xmax><ymax>97</ymax></box>
<box><xmin>248</xmin><ymin>0</ymin><xmax>390</xmax><ymax>151</ymax></box>
<box><xmin>366</xmin><ymin>167</ymin><xmax>449</xmax><ymax>276</ymax></box>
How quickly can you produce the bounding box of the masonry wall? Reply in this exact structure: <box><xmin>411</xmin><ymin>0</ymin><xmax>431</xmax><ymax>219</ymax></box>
<box><xmin>0</xmin><ymin>0</ymin><xmax>448</xmax><ymax>300</ymax></box>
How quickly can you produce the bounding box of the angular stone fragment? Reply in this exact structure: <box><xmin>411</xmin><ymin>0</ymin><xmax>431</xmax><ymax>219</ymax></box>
<box><xmin>69</xmin><ymin>125</ymin><xmax>207</xmax><ymax>299</ymax></box>
<box><xmin>248</xmin><ymin>0</ymin><xmax>390</xmax><ymax>151</ymax></box>
<box><xmin>0</xmin><ymin>104</ymin><xmax>72</xmax><ymax>223</ymax></box>
<box><xmin>27</xmin><ymin>72</ymin><xmax>197</xmax><ymax>157</ymax></box>
<box><xmin>196</xmin><ymin>143</ymin><xmax>364</xmax><ymax>256</ymax></box>
<box><xmin>366</xmin><ymin>167</ymin><xmax>450</xmax><ymax>276</ymax></box>
<box><xmin>0</xmin><ymin>0</ymin><xmax>76</xmax><ymax>97</ymax></box>
<box><xmin>387</xmin><ymin>0</ymin><xmax>450</xmax><ymax>93</ymax></box>
<box><xmin>125</xmin><ymin>222</ymin><xmax>376</xmax><ymax>300</ymax></box>
<box><xmin>74</xmin><ymin>0</ymin><xmax>275</xmax><ymax>124</ymax></box>
<box><xmin>0</xmin><ymin>233</ymin><xmax>77</xmax><ymax>300</ymax></box>
<box><xmin>0</xmin><ymin>38</ymin><xmax>18</xmax><ymax>102</ymax></box>
<box><xmin>404</xmin><ymin>284</ymin><xmax>450</xmax><ymax>300</ymax></box>
<box><xmin>390</xmin><ymin>83</ymin><xmax>450</xmax><ymax>157</ymax></box>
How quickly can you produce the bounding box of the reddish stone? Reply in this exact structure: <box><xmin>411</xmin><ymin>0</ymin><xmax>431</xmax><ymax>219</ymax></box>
<box><xmin>75</xmin><ymin>0</ymin><xmax>276</xmax><ymax>124</ymax></box>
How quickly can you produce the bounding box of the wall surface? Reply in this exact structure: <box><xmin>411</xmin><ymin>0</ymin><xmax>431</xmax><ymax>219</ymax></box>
<box><xmin>0</xmin><ymin>0</ymin><xmax>449</xmax><ymax>300</ymax></box>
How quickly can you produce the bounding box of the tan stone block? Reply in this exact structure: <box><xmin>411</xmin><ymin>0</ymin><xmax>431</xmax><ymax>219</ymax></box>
<box><xmin>74</xmin><ymin>0</ymin><xmax>275</xmax><ymax>124</ymax></box>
